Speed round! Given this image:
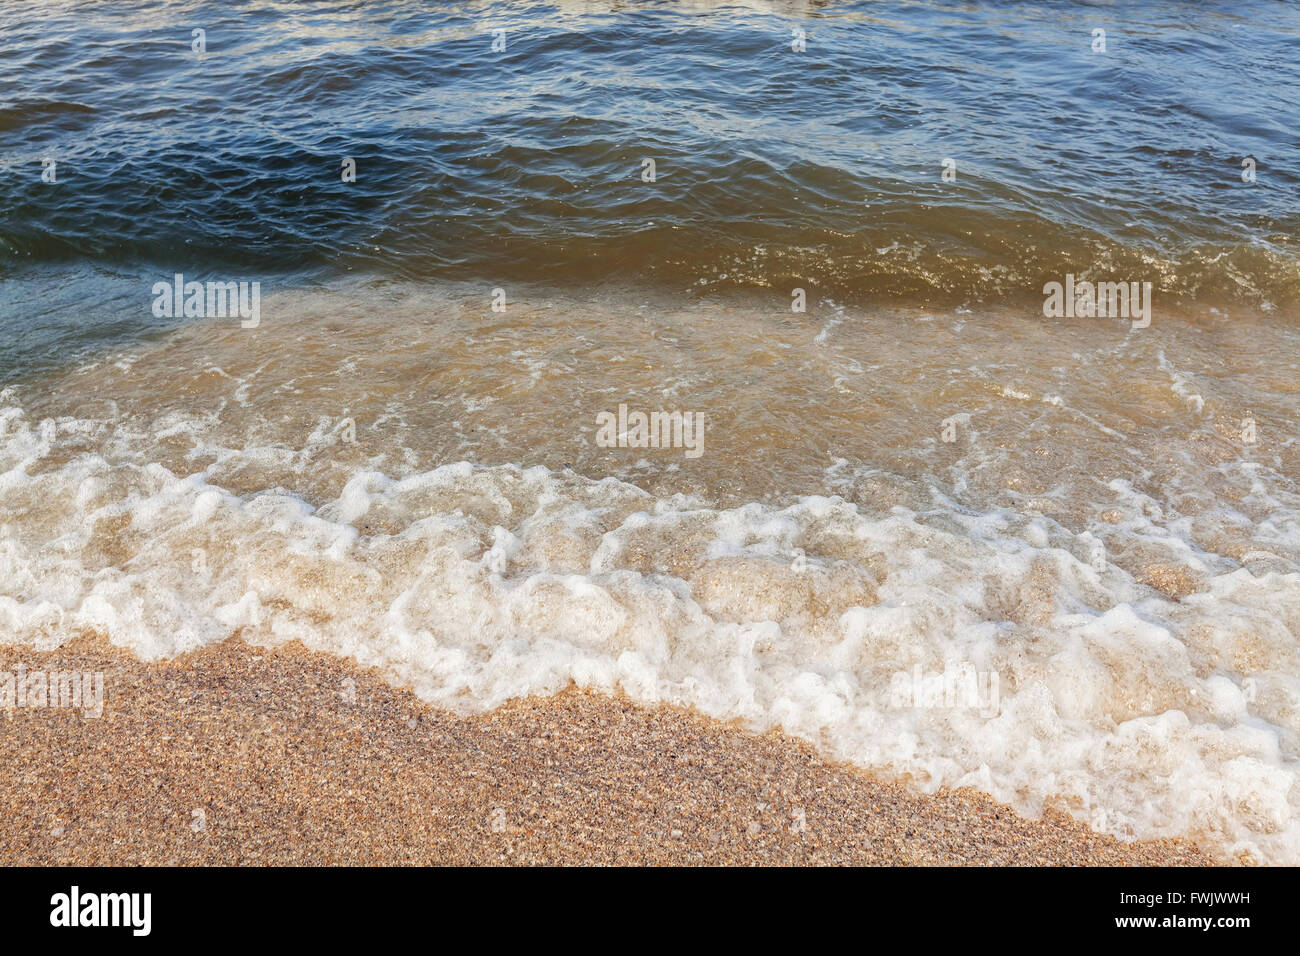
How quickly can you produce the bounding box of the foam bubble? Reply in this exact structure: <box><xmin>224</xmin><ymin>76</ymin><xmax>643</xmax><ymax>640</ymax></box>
<box><xmin>2</xmin><ymin>392</ymin><xmax>1300</xmax><ymax>862</ymax></box>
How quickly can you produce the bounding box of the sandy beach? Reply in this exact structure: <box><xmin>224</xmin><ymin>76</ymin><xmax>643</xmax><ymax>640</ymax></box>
<box><xmin>5</xmin><ymin>0</ymin><xmax>1299</xmax><ymax>872</ymax></box>
<box><xmin>0</xmin><ymin>636</ymin><xmax>1212</xmax><ymax>866</ymax></box>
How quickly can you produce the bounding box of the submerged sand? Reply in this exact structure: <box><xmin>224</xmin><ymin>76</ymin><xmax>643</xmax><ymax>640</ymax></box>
<box><xmin>3</xmin><ymin>282</ymin><xmax>1294</xmax><ymax>862</ymax></box>
<box><xmin>0</xmin><ymin>637</ymin><xmax>1211</xmax><ymax>866</ymax></box>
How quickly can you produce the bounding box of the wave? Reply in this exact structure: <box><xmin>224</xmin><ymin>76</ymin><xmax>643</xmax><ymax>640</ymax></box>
<box><xmin>3</xmin><ymin>0</ymin><xmax>1299</xmax><ymax>307</ymax></box>
<box><xmin>1</xmin><ymin>381</ymin><xmax>1298</xmax><ymax>863</ymax></box>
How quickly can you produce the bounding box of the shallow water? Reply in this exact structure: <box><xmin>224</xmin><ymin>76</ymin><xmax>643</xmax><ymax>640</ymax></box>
<box><xmin>2</xmin><ymin>277</ymin><xmax>1299</xmax><ymax>863</ymax></box>
<box><xmin>2</xmin><ymin>0</ymin><xmax>1300</xmax><ymax>862</ymax></box>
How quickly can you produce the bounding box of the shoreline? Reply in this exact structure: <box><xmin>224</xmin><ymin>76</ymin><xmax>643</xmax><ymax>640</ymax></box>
<box><xmin>0</xmin><ymin>636</ymin><xmax>1214</xmax><ymax>866</ymax></box>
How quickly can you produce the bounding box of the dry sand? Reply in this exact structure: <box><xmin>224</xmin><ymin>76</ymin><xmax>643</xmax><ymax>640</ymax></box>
<box><xmin>0</xmin><ymin>636</ymin><xmax>1212</xmax><ymax>866</ymax></box>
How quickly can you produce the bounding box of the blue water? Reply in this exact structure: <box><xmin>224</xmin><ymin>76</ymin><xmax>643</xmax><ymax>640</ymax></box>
<box><xmin>1</xmin><ymin>0</ymin><xmax>1299</xmax><ymax>377</ymax></box>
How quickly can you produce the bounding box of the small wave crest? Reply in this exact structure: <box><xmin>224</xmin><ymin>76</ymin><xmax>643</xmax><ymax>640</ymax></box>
<box><xmin>2</xmin><ymin>393</ymin><xmax>1298</xmax><ymax>863</ymax></box>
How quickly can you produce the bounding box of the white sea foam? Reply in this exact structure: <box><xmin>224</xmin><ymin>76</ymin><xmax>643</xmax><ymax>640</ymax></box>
<box><xmin>2</xmin><ymin>394</ymin><xmax>1299</xmax><ymax>863</ymax></box>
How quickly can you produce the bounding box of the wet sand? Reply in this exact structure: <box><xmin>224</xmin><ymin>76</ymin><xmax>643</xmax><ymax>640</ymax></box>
<box><xmin>0</xmin><ymin>636</ymin><xmax>1212</xmax><ymax>866</ymax></box>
